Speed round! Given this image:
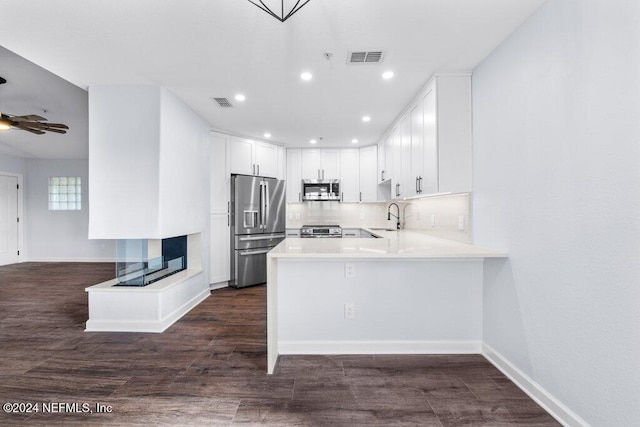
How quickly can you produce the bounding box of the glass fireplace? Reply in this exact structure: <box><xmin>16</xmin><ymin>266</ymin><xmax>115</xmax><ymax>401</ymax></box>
<box><xmin>114</xmin><ymin>236</ymin><xmax>187</xmax><ymax>287</ymax></box>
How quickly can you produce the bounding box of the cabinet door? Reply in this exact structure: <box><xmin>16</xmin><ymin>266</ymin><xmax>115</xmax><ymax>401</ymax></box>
<box><xmin>422</xmin><ymin>87</ymin><xmax>438</xmax><ymax>194</ymax></box>
<box><xmin>339</xmin><ymin>149</ymin><xmax>360</xmax><ymax>202</ymax></box>
<box><xmin>320</xmin><ymin>149</ymin><xmax>341</xmax><ymax>179</ymax></box>
<box><xmin>384</xmin><ymin>134</ymin><xmax>394</xmax><ymax>181</ymax></box>
<box><xmin>210</xmin><ymin>134</ymin><xmax>230</xmax><ymax>214</ymax></box>
<box><xmin>410</xmin><ymin>102</ymin><xmax>424</xmax><ymax>196</ymax></box>
<box><xmin>359</xmin><ymin>145</ymin><xmax>378</xmax><ymax>202</ymax></box>
<box><xmin>391</xmin><ymin>127</ymin><xmax>402</xmax><ymax>198</ymax></box>
<box><xmin>209</xmin><ymin>213</ymin><xmax>230</xmax><ymax>284</ymax></box>
<box><xmin>254</xmin><ymin>141</ymin><xmax>278</xmax><ymax>178</ymax></box>
<box><xmin>400</xmin><ymin>116</ymin><xmax>412</xmax><ymax>198</ymax></box>
<box><xmin>377</xmin><ymin>141</ymin><xmax>386</xmax><ymax>182</ymax></box>
<box><xmin>229</xmin><ymin>137</ymin><xmax>255</xmax><ymax>175</ymax></box>
<box><xmin>286</xmin><ymin>149</ymin><xmax>302</xmax><ymax>203</ymax></box>
<box><xmin>276</xmin><ymin>145</ymin><xmax>286</xmax><ymax>180</ymax></box>
<box><xmin>301</xmin><ymin>149</ymin><xmax>322</xmax><ymax>179</ymax></box>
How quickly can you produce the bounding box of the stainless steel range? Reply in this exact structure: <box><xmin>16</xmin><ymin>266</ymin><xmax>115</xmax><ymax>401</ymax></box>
<box><xmin>300</xmin><ymin>224</ymin><xmax>343</xmax><ymax>238</ymax></box>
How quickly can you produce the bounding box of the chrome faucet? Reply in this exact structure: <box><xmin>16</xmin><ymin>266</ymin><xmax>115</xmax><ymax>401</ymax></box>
<box><xmin>387</xmin><ymin>203</ymin><xmax>400</xmax><ymax>230</ymax></box>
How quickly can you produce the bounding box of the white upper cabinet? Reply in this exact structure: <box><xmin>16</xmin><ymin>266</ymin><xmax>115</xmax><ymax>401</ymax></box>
<box><xmin>276</xmin><ymin>145</ymin><xmax>286</xmax><ymax>180</ymax></box>
<box><xmin>409</xmin><ymin>102</ymin><xmax>424</xmax><ymax>197</ymax></box>
<box><xmin>210</xmin><ymin>133</ymin><xmax>230</xmax><ymax>214</ymax></box>
<box><xmin>286</xmin><ymin>148</ymin><xmax>302</xmax><ymax>203</ymax></box>
<box><xmin>229</xmin><ymin>137</ymin><xmax>279</xmax><ymax>178</ymax></box>
<box><xmin>377</xmin><ymin>74</ymin><xmax>472</xmax><ymax>199</ymax></box>
<box><xmin>421</xmin><ymin>86</ymin><xmax>438</xmax><ymax>194</ymax></box>
<box><xmin>359</xmin><ymin>145</ymin><xmax>378</xmax><ymax>202</ymax></box>
<box><xmin>301</xmin><ymin>149</ymin><xmax>341</xmax><ymax>180</ymax></box>
<box><xmin>339</xmin><ymin>149</ymin><xmax>360</xmax><ymax>202</ymax></box>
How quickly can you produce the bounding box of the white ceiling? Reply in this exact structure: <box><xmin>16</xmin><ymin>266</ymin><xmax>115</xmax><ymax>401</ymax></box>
<box><xmin>0</xmin><ymin>0</ymin><xmax>546</xmax><ymax>158</ymax></box>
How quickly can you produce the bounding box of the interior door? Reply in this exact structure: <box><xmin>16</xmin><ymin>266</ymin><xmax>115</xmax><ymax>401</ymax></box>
<box><xmin>0</xmin><ymin>175</ymin><xmax>19</xmax><ymax>266</ymax></box>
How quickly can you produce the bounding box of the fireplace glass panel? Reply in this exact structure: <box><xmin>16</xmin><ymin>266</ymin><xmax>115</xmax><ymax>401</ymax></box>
<box><xmin>114</xmin><ymin>238</ymin><xmax>186</xmax><ymax>287</ymax></box>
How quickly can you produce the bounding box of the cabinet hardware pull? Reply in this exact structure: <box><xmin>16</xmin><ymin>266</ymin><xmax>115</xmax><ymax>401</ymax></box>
<box><xmin>299</xmin><ymin>192</ymin><xmax>301</xmax><ymax>202</ymax></box>
<box><xmin>359</xmin><ymin>192</ymin><xmax>362</xmax><ymax>202</ymax></box>
<box><xmin>341</xmin><ymin>192</ymin><xmax>344</xmax><ymax>202</ymax></box>
<box><xmin>257</xmin><ymin>164</ymin><xmax>260</xmax><ymax>175</ymax></box>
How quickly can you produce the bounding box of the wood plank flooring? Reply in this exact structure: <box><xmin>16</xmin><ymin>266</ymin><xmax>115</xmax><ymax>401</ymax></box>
<box><xmin>0</xmin><ymin>262</ymin><xmax>559</xmax><ymax>426</ymax></box>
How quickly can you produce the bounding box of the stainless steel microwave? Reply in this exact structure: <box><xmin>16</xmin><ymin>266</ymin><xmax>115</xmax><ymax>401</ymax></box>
<box><xmin>302</xmin><ymin>179</ymin><xmax>341</xmax><ymax>201</ymax></box>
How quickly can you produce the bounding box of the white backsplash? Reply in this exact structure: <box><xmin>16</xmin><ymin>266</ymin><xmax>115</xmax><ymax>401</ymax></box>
<box><xmin>286</xmin><ymin>193</ymin><xmax>471</xmax><ymax>243</ymax></box>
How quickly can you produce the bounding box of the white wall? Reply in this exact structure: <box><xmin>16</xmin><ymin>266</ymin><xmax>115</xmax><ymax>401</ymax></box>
<box><xmin>472</xmin><ymin>1</ymin><xmax>640</xmax><ymax>425</ymax></box>
<box><xmin>158</xmin><ymin>88</ymin><xmax>210</xmax><ymax>238</ymax></box>
<box><xmin>88</xmin><ymin>85</ymin><xmax>210</xmax><ymax>239</ymax></box>
<box><xmin>0</xmin><ymin>152</ymin><xmax>26</xmax><ymax>175</ymax></box>
<box><xmin>25</xmin><ymin>159</ymin><xmax>115</xmax><ymax>261</ymax></box>
<box><xmin>88</xmin><ymin>85</ymin><xmax>161</xmax><ymax>239</ymax></box>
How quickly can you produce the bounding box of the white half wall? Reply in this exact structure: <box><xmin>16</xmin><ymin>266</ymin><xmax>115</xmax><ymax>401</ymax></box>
<box><xmin>25</xmin><ymin>158</ymin><xmax>115</xmax><ymax>261</ymax></box>
<box><xmin>472</xmin><ymin>1</ymin><xmax>640</xmax><ymax>425</ymax></box>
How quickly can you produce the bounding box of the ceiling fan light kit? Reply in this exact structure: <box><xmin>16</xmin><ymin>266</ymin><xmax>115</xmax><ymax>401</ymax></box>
<box><xmin>0</xmin><ymin>117</ymin><xmax>12</xmax><ymax>131</ymax></box>
<box><xmin>247</xmin><ymin>0</ymin><xmax>312</xmax><ymax>23</ymax></box>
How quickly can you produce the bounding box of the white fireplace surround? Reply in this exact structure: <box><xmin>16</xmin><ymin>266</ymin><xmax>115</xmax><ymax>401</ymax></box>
<box><xmin>85</xmin><ymin>232</ymin><xmax>208</xmax><ymax>333</ymax></box>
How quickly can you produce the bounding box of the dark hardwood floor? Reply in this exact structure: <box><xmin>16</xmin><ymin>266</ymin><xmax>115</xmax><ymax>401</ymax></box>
<box><xmin>0</xmin><ymin>262</ymin><xmax>559</xmax><ymax>426</ymax></box>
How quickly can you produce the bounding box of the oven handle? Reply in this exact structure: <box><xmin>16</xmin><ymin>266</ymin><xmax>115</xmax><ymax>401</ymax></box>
<box><xmin>238</xmin><ymin>249</ymin><xmax>272</xmax><ymax>256</ymax></box>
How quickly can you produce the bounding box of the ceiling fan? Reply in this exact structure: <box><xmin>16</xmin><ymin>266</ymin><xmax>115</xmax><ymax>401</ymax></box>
<box><xmin>0</xmin><ymin>76</ymin><xmax>69</xmax><ymax>135</ymax></box>
<box><xmin>0</xmin><ymin>112</ymin><xmax>69</xmax><ymax>135</ymax></box>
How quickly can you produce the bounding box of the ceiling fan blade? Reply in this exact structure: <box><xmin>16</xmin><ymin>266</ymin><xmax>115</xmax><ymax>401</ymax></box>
<box><xmin>44</xmin><ymin>122</ymin><xmax>69</xmax><ymax>129</ymax></box>
<box><xmin>15</xmin><ymin>124</ymin><xmax>45</xmax><ymax>135</ymax></box>
<box><xmin>43</xmin><ymin>127</ymin><xmax>67</xmax><ymax>134</ymax></box>
<box><xmin>8</xmin><ymin>115</ymin><xmax>47</xmax><ymax>122</ymax></box>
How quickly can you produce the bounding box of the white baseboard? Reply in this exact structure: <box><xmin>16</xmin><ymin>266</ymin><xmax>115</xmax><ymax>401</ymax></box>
<box><xmin>85</xmin><ymin>288</ymin><xmax>210</xmax><ymax>333</ymax></box>
<box><xmin>279</xmin><ymin>340</ymin><xmax>481</xmax><ymax>355</ymax></box>
<box><xmin>210</xmin><ymin>281</ymin><xmax>228</xmax><ymax>290</ymax></box>
<box><xmin>482</xmin><ymin>343</ymin><xmax>588</xmax><ymax>427</ymax></box>
<box><xmin>26</xmin><ymin>257</ymin><xmax>117</xmax><ymax>263</ymax></box>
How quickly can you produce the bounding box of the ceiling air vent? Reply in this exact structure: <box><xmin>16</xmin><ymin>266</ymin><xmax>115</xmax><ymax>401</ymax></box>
<box><xmin>212</xmin><ymin>97</ymin><xmax>233</xmax><ymax>108</ymax></box>
<box><xmin>347</xmin><ymin>50</ymin><xmax>385</xmax><ymax>64</ymax></box>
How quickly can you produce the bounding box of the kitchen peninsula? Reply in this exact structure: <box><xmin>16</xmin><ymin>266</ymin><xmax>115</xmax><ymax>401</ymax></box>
<box><xmin>266</xmin><ymin>229</ymin><xmax>506</xmax><ymax>374</ymax></box>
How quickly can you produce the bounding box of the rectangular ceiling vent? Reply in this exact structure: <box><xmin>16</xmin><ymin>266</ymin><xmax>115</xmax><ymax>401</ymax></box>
<box><xmin>347</xmin><ymin>50</ymin><xmax>385</xmax><ymax>64</ymax></box>
<box><xmin>212</xmin><ymin>97</ymin><xmax>233</xmax><ymax>108</ymax></box>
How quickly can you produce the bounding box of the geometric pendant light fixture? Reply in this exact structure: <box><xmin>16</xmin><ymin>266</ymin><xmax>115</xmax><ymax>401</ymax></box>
<box><xmin>246</xmin><ymin>0</ymin><xmax>312</xmax><ymax>22</ymax></box>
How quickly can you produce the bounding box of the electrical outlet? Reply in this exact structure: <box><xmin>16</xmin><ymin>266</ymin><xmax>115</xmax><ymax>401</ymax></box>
<box><xmin>287</xmin><ymin>213</ymin><xmax>293</xmax><ymax>220</ymax></box>
<box><xmin>344</xmin><ymin>303</ymin><xmax>355</xmax><ymax>319</ymax></box>
<box><xmin>359</xmin><ymin>213</ymin><xmax>365</xmax><ymax>221</ymax></box>
<box><xmin>458</xmin><ymin>215</ymin><xmax>465</xmax><ymax>231</ymax></box>
<box><xmin>345</xmin><ymin>263</ymin><xmax>355</xmax><ymax>278</ymax></box>
<box><xmin>295</xmin><ymin>213</ymin><xmax>301</xmax><ymax>220</ymax></box>
<box><xmin>430</xmin><ymin>214</ymin><xmax>436</xmax><ymax>228</ymax></box>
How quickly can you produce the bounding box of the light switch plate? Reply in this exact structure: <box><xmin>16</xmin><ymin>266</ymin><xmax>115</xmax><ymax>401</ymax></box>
<box><xmin>458</xmin><ymin>215</ymin><xmax>465</xmax><ymax>231</ymax></box>
<box><xmin>430</xmin><ymin>214</ymin><xmax>436</xmax><ymax>227</ymax></box>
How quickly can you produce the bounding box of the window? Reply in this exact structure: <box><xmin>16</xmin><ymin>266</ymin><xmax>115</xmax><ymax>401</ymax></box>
<box><xmin>48</xmin><ymin>177</ymin><xmax>82</xmax><ymax>211</ymax></box>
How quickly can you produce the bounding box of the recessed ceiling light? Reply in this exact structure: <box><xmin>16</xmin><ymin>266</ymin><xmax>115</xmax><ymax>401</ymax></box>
<box><xmin>264</xmin><ymin>133</ymin><xmax>271</xmax><ymax>138</ymax></box>
<box><xmin>300</xmin><ymin>72</ymin><xmax>313</xmax><ymax>81</ymax></box>
<box><xmin>352</xmin><ymin>139</ymin><xmax>359</xmax><ymax>144</ymax></box>
<box><xmin>310</xmin><ymin>139</ymin><xmax>317</xmax><ymax>144</ymax></box>
<box><xmin>362</xmin><ymin>116</ymin><xmax>371</xmax><ymax>122</ymax></box>
<box><xmin>382</xmin><ymin>71</ymin><xmax>394</xmax><ymax>80</ymax></box>
<box><xmin>235</xmin><ymin>94</ymin><xmax>246</xmax><ymax>102</ymax></box>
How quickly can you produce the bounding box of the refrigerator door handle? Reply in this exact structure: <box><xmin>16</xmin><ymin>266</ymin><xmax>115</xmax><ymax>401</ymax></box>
<box><xmin>238</xmin><ymin>249</ymin><xmax>271</xmax><ymax>256</ymax></box>
<box><xmin>239</xmin><ymin>234</ymin><xmax>285</xmax><ymax>241</ymax></box>
<box><xmin>263</xmin><ymin>180</ymin><xmax>269</xmax><ymax>229</ymax></box>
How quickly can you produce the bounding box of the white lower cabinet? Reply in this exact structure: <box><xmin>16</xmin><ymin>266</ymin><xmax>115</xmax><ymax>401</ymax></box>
<box><xmin>209</xmin><ymin>213</ymin><xmax>230</xmax><ymax>285</ymax></box>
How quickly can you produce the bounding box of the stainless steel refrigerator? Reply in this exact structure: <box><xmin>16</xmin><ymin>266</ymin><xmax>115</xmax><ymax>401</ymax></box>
<box><xmin>229</xmin><ymin>175</ymin><xmax>286</xmax><ymax>288</ymax></box>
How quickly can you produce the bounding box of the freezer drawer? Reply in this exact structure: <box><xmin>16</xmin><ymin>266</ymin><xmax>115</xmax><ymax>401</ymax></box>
<box><xmin>235</xmin><ymin>233</ymin><xmax>285</xmax><ymax>250</ymax></box>
<box><xmin>230</xmin><ymin>247</ymin><xmax>272</xmax><ymax>288</ymax></box>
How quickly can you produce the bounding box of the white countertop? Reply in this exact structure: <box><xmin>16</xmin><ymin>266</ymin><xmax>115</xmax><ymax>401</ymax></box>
<box><xmin>269</xmin><ymin>229</ymin><xmax>507</xmax><ymax>259</ymax></box>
